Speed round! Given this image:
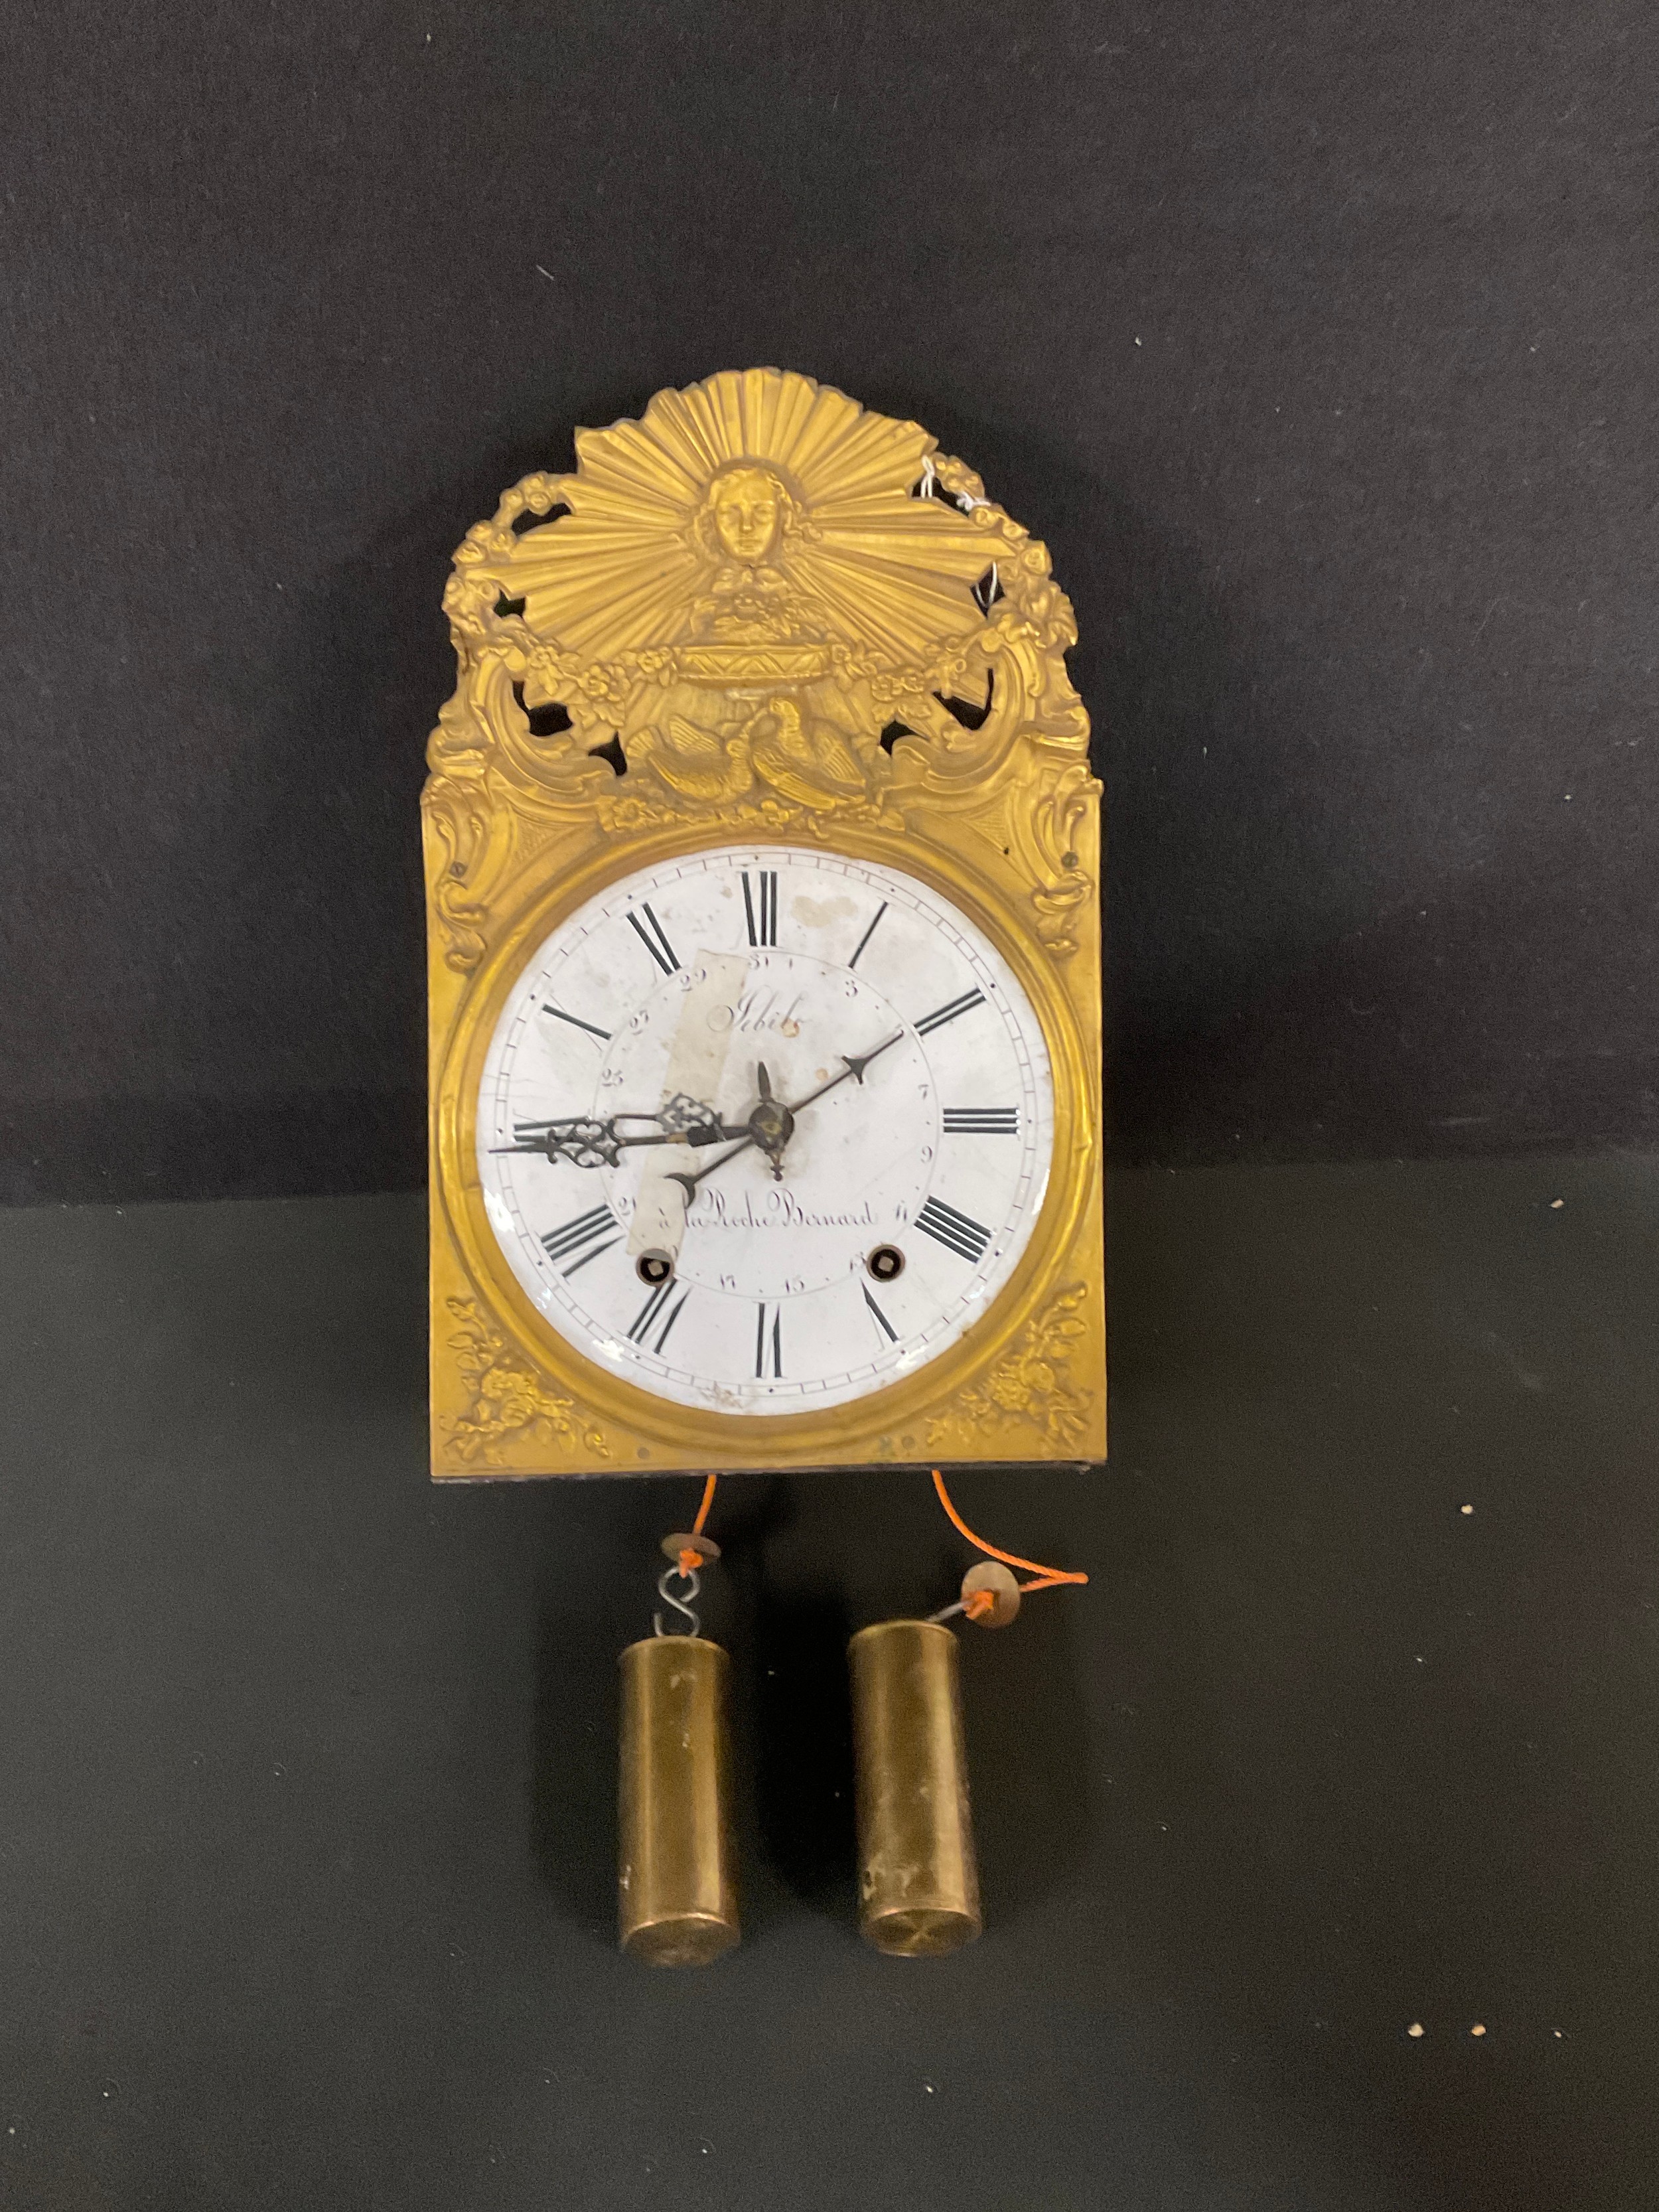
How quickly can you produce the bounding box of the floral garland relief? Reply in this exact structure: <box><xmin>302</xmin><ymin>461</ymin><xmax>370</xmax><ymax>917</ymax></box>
<box><xmin>930</xmin><ymin>1284</ymin><xmax>1093</xmax><ymax>1451</ymax></box>
<box><xmin>445</xmin><ymin>1298</ymin><xmax>611</xmax><ymax>1468</ymax></box>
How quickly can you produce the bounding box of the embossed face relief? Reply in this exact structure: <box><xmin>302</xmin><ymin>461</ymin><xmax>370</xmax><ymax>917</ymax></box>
<box><xmin>477</xmin><ymin>846</ymin><xmax>1055</xmax><ymax>1414</ymax></box>
<box><xmin>707</xmin><ymin>467</ymin><xmax>784</xmax><ymax>563</ymax></box>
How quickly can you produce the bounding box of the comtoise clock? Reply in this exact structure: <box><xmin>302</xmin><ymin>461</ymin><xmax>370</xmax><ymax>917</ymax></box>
<box><xmin>425</xmin><ymin>369</ymin><xmax>1103</xmax><ymax>1479</ymax></box>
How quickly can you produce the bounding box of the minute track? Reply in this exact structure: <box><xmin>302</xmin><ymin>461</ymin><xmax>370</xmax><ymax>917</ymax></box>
<box><xmin>477</xmin><ymin>845</ymin><xmax>1054</xmax><ymax>1415</ymax></box>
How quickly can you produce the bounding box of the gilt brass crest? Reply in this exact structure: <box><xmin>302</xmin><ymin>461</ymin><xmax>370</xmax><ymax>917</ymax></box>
<box><xmin>423</xmin><ymin>370</ymin><xmax>1104</xmax><ymax>1476</ymax></box>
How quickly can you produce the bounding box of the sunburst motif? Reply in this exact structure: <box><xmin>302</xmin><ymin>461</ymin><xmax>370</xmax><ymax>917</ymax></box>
<box><xmin>490</xmin><ymin>370</ymin><xmax>998</xmax><ymax>674</ymax></box>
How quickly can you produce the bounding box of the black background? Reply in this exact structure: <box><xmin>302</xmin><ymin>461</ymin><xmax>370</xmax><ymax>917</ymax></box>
<box><xmin>3</xmin><ymin>0</ymin><xmax>1656</xmax><ymax>1201</ymax></box>
<box><xmin>4</xmin><ymin>8</ymin><xmax>1658</xmax><ymax>2211</ymax></box>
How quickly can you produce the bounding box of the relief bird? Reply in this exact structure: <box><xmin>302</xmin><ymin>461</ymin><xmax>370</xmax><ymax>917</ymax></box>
<box><xmin>746</xmin><ymin>696</ymin><xmax>871</xmax><ymax>810</ymax></box>
<box><xmin>647</xmin><ymin>714</ymin><xmax>758</xmax><ymax>803</ymax></box>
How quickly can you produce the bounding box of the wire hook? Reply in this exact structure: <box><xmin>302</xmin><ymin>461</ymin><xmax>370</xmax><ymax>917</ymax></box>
<box><xmin>654</xmin><ymin>1564</ymin><xmax>701</xmax><ymax>1639</ymax></box>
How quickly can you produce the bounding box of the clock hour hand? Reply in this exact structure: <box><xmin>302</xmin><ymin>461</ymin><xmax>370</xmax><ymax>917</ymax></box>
<box><xmin>664</xmin><ymin>1130</ymin><xmax>757</xmax><ymax>1205</ymax></box>
<box><xmin>492</xmin><ymin>1102</ymin><xmax>737</xmax><ymax>1172</ymax></box>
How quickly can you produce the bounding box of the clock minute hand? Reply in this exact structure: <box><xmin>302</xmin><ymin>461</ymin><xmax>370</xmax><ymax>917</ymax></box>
<box><xmin>777</xmin><ymin>1027</ymin><xmax>906</xmax><ymax>1119</ymax></box>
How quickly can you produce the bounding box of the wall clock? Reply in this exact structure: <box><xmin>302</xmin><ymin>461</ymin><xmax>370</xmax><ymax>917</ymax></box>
<box><xmin>423</xmin><ymin>368</ymin><xmax>1104</xmax><ymax>1479</ymax></box>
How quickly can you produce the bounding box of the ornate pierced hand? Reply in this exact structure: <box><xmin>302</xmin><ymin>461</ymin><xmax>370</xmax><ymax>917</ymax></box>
<box><xmin>493</xmin><ymin>1093</ymin><xmax>737</xmax><ymax>1171</ymax></box>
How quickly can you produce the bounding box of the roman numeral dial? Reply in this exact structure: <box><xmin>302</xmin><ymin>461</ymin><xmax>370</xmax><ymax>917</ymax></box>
<box><xmin>476</xmin><ymin>845</ymin><xmax>1055</xmax><ymax>1416</ymax></box>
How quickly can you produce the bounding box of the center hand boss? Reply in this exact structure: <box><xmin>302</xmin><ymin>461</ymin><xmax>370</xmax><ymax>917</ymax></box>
<box><xmin>495</xmin><ymin>1027</ymin><xmax>908</xmax><ymax>1185</ymax></box>
<box><xmin>664</xmin><ymin>1027</ymin><xmax>908</xmax><ymax>1202</ymax></box>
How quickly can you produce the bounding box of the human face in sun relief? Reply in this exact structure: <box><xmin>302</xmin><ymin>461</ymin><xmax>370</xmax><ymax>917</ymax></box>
<box><xmin>708</xmin><ymin>468</ymin><xmax>784</xmax><ymax>563</ymax></box>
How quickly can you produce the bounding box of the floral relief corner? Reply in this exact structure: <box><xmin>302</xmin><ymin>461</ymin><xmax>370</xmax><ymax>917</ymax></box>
<box><xmin>931</xmin><ymin>1282</ymin><xmax>1093</xmax><ymax>1451</ymax></box>
<box><xmin>444</xmin><ymin>1297</ymin><xmax>611</xmax><ymax>1467</ymax></box>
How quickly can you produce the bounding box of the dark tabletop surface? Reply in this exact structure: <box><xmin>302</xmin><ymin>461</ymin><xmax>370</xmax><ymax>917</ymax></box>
<box><xmin>0</xmin><ymin>1159</ymin><xmax>1652</xmax><ymax>2209</ymax></box>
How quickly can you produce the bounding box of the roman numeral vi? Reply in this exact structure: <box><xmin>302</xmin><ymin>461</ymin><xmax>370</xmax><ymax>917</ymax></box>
<box><xmin>755</xmin><ymin>1302</ymin><xmax>783</xmax><ymax>1378</ymax></box>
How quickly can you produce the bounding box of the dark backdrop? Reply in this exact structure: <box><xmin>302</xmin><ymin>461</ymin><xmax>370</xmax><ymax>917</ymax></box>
<box><xmin>3</xmin><ymin>0</ymin><xmax>1654</xmax><ymax>1204</ymax></box>
<box><xmin>4</xmin><ymin>16</ymin><xmax>1658</xmax><ymax>2212</ymax></box>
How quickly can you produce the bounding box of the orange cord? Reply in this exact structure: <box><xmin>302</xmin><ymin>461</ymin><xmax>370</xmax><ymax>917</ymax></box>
<box><xmin>691</xmin><ymin>1473</ymin><xmax>717</xmax><ymax>1536</ymax></box>
<box><xmin>675</xmin><ymin>1473</ymin><xmax>720</xmax><ymax>1577</ymax></box>
<box><xmin>931</xmin><ymin>1468</ymin><xmax>1088</xmax><ymax>1599</ymax></box>
<box><xmin>670</xmin><ymin>1469</ymin><xmax>1084</xmax><ymax>1606</ymax></box>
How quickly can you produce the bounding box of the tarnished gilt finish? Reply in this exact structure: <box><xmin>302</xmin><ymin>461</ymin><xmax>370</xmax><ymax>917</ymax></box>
<box><xmin>617</xmin><ymin>1636</ymin><xmax>739</xmax><ymax>1967</ymax></box>
<box><xmin>849</xmin><ymin>1621</ymin><xmax>981</xmax><ymax>1956</ymax></box>
<box><xmin>424</xmin><ymin>368</ymin><xmax>1104</xmax><ymax>1476</ymax></box>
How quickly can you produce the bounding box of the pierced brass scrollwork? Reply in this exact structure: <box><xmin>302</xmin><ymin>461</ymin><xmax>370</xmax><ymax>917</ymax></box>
<box><xmin>424</xmin><ymin>371</ymin><xmax>1104</xmax><ymax>1476</ymax></box>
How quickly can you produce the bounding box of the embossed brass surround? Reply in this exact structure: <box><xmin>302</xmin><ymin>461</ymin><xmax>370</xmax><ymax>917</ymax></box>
<box><xmin>425</xmin><ymin>369</ymin><xmax>1104</xmax><ymax>1477</ymax></box>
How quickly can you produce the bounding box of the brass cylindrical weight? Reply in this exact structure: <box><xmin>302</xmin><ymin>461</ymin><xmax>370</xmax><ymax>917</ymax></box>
<box><xmin>617</xmin><ymin>1635</ymin><xmax>739</xmax><ymax>1966</ymax></box>
<box><xmin>849</xmin><ymin>1619</ymin><xmax>982</xmax><ymax>1956</ymax></box>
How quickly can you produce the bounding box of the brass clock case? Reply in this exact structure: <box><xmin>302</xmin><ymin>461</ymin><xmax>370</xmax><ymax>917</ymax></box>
<box><xmin>423</xmin><ymin>369</ymin><xmax>1104</xmax><ymax>1477</ymax></box>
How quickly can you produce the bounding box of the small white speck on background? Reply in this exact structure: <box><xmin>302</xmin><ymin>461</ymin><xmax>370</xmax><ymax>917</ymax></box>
<box><xmin>1554</xmin><ymin>2030</ymin><xmax>1563</xmax><ymax>2039</ymax></box>
<box><xmin>1471</xmin><ymin>2024</ymin><xmax>1486</xmax><ymax>2037</ymax></box>
<box><xmin>1134</xmin><ymin>336</ymin><xmax>1141</xmax><ymax>346</ymax></box>
<box><xmin>1407</xmin><ymin>2022</ymin><xmax>1424</xmax><ymax>2038</ymax></box>
<box><xmin>1461</xmin><ymin>1505</ymin><xmax>1474</xmax><ymax>1516</ymax></box>
<box><xmin>1550</xmin><ymin>1198</ymin><xmax>1564</xmax><ymax>1209</ymax></box>
<box><xmin>924</xmin><ymin>2082</ymin><xmax>935</xmax><ymax>2094</ymax></box>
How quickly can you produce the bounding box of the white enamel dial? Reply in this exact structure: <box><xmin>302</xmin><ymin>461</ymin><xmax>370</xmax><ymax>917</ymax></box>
<box><xmin>476</xmin><ymin>846</ymin><xmax>1054</xmax><ymax>1415</ymax></box>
